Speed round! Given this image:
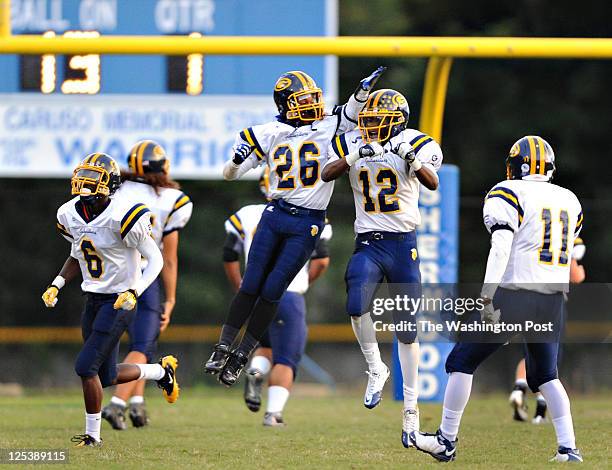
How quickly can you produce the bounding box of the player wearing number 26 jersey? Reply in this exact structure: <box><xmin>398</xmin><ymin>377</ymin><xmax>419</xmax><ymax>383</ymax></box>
<box><xmin>412</xmin><ymin>136</ymin><xmax>584</xmax><ymax>463</ymax></box>
<box><xmin>41</xmin><ymin>153</ymin><xmax>179</xmax><ymax>447</ymax></box>
<box><xmin>322</xmin><ymin>88</ymin><xmax>442</xmax><ymax>447</ymax></box>
<box><xmin>205</xmin><ymin>67</ymin><xmax>388</xmax><ymax>387</ymax></box>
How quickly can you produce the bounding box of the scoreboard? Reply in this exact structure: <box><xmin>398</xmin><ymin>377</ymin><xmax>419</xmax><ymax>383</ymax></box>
<box><xmin>0</xmin><ymin>0</ymin><xmax>337</xmax><ymax>178</ymax></box>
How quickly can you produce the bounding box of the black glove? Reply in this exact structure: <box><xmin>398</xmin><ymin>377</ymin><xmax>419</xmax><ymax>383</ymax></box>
<box><xmin>232</xmin><ymin>143</ymin><xmax>253</xmax><ymax>165</ymax></box>
<box><xmin>359</xmin><ymin>142</ymin><xmax>384</xmax><ymax>159</ymax></box>
<box><xmin>355</xmin><ymin>66</ymin><xmax>387</xmax><ymax>102</ymax></box>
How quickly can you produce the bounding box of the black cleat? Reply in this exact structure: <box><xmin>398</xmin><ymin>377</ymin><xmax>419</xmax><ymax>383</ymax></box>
<box><xmin>204</xmin><ymin>343</ymin><xmax>231</xmax><ymax>375</ymax></box>
<box><xmin>244</xmin><ymin>368</ymin><xmax>264</xmax><ymax>412</ymax></box>
<box><xmin>219</xmin><ymin>350</ymin><xmax>249</xmax><ymax>387</ymax></box>
<box><xmin>129</xmin><ymin>402</ymin><xmax>149</xmax><ymax>428</ymax></box>
<box><xmin>101</xmin><ymin>403</ymin><xmax>127</xmax><ymax>430</ymax></box>
<box><xmin>532</xmin><ymin>397</ymin><xmax>548</xmax><ymax>424</ymax></box>
<box><xmin>71</xmin><ymin>434</ymin><xmax>102</xmax><ymax>447</ymax></box>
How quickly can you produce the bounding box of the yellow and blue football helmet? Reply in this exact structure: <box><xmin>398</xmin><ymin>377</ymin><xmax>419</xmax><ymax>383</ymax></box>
<box><xmin>127</xmin><ymin>140</ymin><xmax>170</xmax><ymax>176</ymax></box>
<box><xmin>506</xmin><ymin>136</ymin><xmax>556</xmax><ymax>181</ymax></box>
<box><xmin>71</xmin><ymin>152</ymin><xmax>121</xmax><ymax>198</ymax></box>
<box><xmin>358</xmin><ymin>89</ymin><xmax>410</xmax><ymax>144</ymax></box>
<box><xmin>273</xmin><ymin>71</ymin><xmax>324</xmax><ymax>124</ymax></box>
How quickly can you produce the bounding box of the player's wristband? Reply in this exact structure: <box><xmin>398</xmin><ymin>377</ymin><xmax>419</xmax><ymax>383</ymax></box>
<box><xmin>52</xmin><ymin>276</ymin><xmax>66</xmax><ymax>290</ymax></box>
<box><xmin>410</xmin><ymin>158</ymin><xmax>422</xmax><ymax>171</ymax></box>
<box><xmin>345</xmin><ymin>151</ymin><xmax>361</xmax><ymax>166</ymax></box>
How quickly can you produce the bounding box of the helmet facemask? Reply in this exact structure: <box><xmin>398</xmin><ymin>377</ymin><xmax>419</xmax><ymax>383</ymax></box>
<box><xmin>358</xmin><ymin>109</ymin><xmax>406</xmax><ymax>144</ymax></box>
<box><xmin>285</xmin><ymin>88</ymin><xmax>324</xmax><ymax>122</ymax></box>
<box><xmin>71</xmin><ymin>164</ymin><xmax>112</xmax><ymax>199</ymax></box>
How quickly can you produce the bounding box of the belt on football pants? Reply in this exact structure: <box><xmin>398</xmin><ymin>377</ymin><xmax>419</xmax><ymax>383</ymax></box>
<box><xmin>356</xmin><ymin>231</ymin><xmax>414</xmax><ymax>242</ymax></box>
<box><xmin>273</xmin><ymin>199</ymin><xmax>326</xmax><ymax>218</ymax></box>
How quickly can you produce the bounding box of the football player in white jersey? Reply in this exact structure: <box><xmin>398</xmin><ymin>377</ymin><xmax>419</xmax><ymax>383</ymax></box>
<box><xmin>205</xmin><ymin>67</ymin><xmax>386</xmax><ymax>386</ymax></box>
<box><xmin>102</xmin><ymin>141</ymin><xmax>192</xmax><ymax>430</ymax></box>
<box><xmin>410</xmin><ymin>136</ymin><xmax>584</xmax><ymax>463</ymax></box>
<box><xmin>510</xmin><ymin>238</ymin><xmax>586</xmax><ymax>424</ymax></box>
<box><xmin>41</xmin><ymin>153</ymin><xmax>180</xmax><ymax>447</ymax></box>
<box><xmin>223</xmin><ymin>169</ymin><xmax>332</xmax><ymax>426</ymax></box>
<box><xmin>322</xmin><ymin>89</ymin><xmax>442</xmax><ymax>446</ymax></box>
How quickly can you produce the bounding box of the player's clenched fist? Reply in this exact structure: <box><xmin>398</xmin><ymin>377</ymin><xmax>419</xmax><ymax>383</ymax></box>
<box><xmin>359</xmin><ymin>142</ymin><xmax>384</xmax><ymax>159</ymax></box>
<box><xmin>232</xmin><ymin>143</ymin><xmax>253</xmax><ymax>165</ymax></box>
<box><xmin>42</xmin><ymin>286</ymin><xmax>60</xmax><ymax>308</ymax></box>
<box><xmin>114</xmin><ymin>290</ymin><xmax>137</xmax><ymax>311</ymax></box>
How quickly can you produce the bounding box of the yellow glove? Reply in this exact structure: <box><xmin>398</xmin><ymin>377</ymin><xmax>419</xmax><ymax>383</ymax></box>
<box><xmin>114</xmin><ymin>290</ymin><xmax>137</xmax><ymax>311</ymax></box>
<box><xmin>42</xmin><ymin>286</ymin><xmax>59</xmax><ymax>308</ymax></box>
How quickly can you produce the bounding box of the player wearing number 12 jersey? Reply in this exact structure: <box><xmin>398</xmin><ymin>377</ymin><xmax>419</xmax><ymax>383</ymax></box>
<box><xmin>410</xmin><ymin>136</ymin><xmax>583</xmax><ymax>463</ymax></box>
<box><xmin>322</xmin><ymin>89</ymin><xmax>442</xmax><ymax>447</ymax></box>
<box><xmin>204</xmin><ymin>67</ymin><xmax>386</xmax><ymax>386</ymax></box>
<box><xmin>41</xmin><ymin>153</ymin><xmax>179</xmax><ymax>447</ymax></box>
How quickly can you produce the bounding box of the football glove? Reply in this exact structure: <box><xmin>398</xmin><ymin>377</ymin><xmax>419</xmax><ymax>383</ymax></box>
<box><xmin>572</xmin><ymin>239</ymin><xmax>586</xmax><ymax>261</ymax></box>
<box><xmin>359</xmin><ymin>142</ymin><xmax>384</xmax><ymax>159</ymax></box>
<box><xmin>114</xmin><ymin>290</ymin><xmax>137</xmax><ymax>311</ymax></box>
<box><xmin>42</xmin><ymin>286</ymin><xmax>59</xmax><ymax>308</ymax></box>
<box><xmin>232</xmin><ymin>143</ymin><xmax>254</xmax><ymax>165</ymax></box>
<box><xmin>393</xmin><ymin>142</ymin><xmax>422</xmax><ymax>170</ymax></box>
<box><xmin>480</xmin><ymin>298</ymin><xmax>501</xmax><ymax>324</ymax></box>
<box><xmin>355</xmin><ymin>66</ymin><xmax>387</xmax><ymax>101</ymax></box>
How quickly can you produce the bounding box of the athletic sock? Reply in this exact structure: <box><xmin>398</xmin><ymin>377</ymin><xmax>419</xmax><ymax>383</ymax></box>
<box><xmin>236</xmin><ymin>331</ymin><xmax>259</xmax><ymax>356</ymax></box>
<box><xmin>237</xmin><ymin>299</ymin><xmax>278</xmax><ymax>356</ymax></box>
<box><xmin>398</xmin><ymin>342</ymin><xmax>419</xmax><ymax>409</ymax></box>
<box><xmin>539</xmin><ymin>379</ymin><xmax>576</xmax><ymax>449</ymax></box>
<box><xmin>514</xmin><ymin>378</ymin><xmax>528</xmax><ymax>393</ymax></box>
<box><xmin>85</xmin><ymin>412</ymin><xmax>102</xmax><ymax>441</ymax></box>
<box><xmin>351</xmin><ymin>313</ymin><xmax>384</xmax><ymax>372</ymax></box>
<box><xmin>266</xmin><ymin>386</ymin><xmax>290</xmax><ymax>414</ymax></box>
<box><xmin>223</xmin><ymin>291</ymin><xmax>259</xmax><ymax>339</ymax></box>
<box><xmin>136</xmin><ymin>363</ymin><xmax>165</xmax><ymax>381</ymax></box>
<box><xmin>250</xmin><ymin>356</ymin><xmax>272</xmax><ymax>375</ymax></box>
<box><xmin>110</xmin><ymin>396</ymin><xmax>126</xmax><ymax>408</ymax></box>
<box><xmin>129</xmin><ymin>396</ymin><xmax>144</xmax><ymax>405</ymax></box>
<box><xmin>440</xmin><ymin>372</ymin><xmax>473</xmax><ymax>442</ymax></box>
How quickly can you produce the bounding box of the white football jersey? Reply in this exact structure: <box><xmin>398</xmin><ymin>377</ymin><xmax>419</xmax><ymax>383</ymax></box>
<box><xmin>327</xmin><ymin>128</ymin><xmax>443</xmax><ymax>233</ymax></box>
<box><xmin>56</xmin><ymin>196</ymin><xmax>154</xmax><ymax>294</ymax></box>
<box><xmin>483</xmin><ymin>179</ymin><xmax>583</xmax><ymax>292</ymax></box>
<box><xmin>224</xmin><ymin>204</ymin><xmax>333</xmax><ymax>294</ymax></box>
<box><xmin>233</xmin><ymin>109</ymin><xmax>356</xmax><ymax>210</ymax></box>
<box><xmin>115</xmin><ymin>180</ymin><xmax>192</xmax><ymax>249</ymax></box>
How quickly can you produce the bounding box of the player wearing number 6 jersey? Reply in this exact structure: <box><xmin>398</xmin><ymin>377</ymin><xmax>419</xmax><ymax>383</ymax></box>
<box><xmin>410</xmin><ymin>136</ymin><xmax>583</xmax><ymax>463</ymax></box>
<box><xmin>322</xmin><ymin>89</ymin><xmax>442</xmax><ymax>446</ymax></box>
<box><xmin>204</xmin><ymin>67</ymin><xmax>386</xmax><ymax>386</ymax></box>
<box><xmin>41</xmin><ymin>153</ymin><xmax>179</xmax><ymax>447</ymax></box>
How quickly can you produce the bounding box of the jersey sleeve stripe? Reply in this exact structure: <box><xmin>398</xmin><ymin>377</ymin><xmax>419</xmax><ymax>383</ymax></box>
<box><xmin>240</xmin><ymin>128</ymin><xmax>265</xmax><ymax>160</ymax></box>
<box><xmin>228</xmin><ymin>214</ymin><xmax>245</xmax><ymax>239</ymax></box>
<box><xmin>486</xmin><ymin>187</ymin><xmax>524</xmax><ymax>224</ymax></box>
<box><xmin>333</xmin><ymin>134</ymin><xmax>349</xmax><ymax>158</ymax></box>
<box><xmin>489</xmin><ymin>223</ymin><xmax>514</xmax><ymax>233</ymax></box>
<box><xmin>56</xmin><ymin>222</ymin><xmax>73</xmax><ymax>239</ymax></box>
<box><xmin>165</xmin><ymin>193</ymin><xmax>192</xmax><ymax>223</ymax></box>
<box><xmin>120</xmin><ymin>203</ymin><xmax>150</xmax><ymax>239</ymax></box>
<box><xmin>411</xmin><ymin>135</ymin><xmax>433</xmax><ymax>154</ymax></box>
<box><xmin>575</xmin><ymin>211</ymin><xmax>583</xmax><ymax>233</ymax></box>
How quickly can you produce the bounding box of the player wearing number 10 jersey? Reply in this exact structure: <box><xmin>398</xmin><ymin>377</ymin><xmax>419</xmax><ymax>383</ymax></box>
<box><xmin>41</xmin><ymin>153</ymin><xmax>179</xmax><ymax>447</ymax></box>
<box><xmin>410</xmin><ymin>136</ymin><xmax>583</xmax><ymax>463</ymax></box>
<box><xmin>204</xmin><ymin>67</ymin><xmax>386</xmax><ymax>386</ymax></box>
<box><xmin>322</xmin><ymin>88</ymin><xmax>442</xmax><ymax>448</ymax></box>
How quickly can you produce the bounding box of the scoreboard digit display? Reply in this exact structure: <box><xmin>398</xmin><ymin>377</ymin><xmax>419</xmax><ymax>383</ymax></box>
<box><xmin>1</xmin><ymin>0</ymin><xmax>337</xmax><ymax>96</ymax></box>
<box><xmin>0</xmin><ymin>0</ymin><xmax>337</xmax><ymax>178</ymax></box>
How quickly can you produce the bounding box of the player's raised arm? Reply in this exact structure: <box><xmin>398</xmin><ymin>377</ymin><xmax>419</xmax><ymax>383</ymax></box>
<box><xmin>335</xmin><ymin>66</ymin><xmax>387</xmax><ymax>135</ymax></box>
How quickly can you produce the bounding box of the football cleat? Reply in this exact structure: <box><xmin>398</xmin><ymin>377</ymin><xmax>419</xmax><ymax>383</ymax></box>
<box><xmin>402</xmin><ymin>408</ymin><xmax>420</xmax><ymax>448</ymax></box>
<box><xmin>532</xmin><ymin>397</ymin><xmax>547</xmax><ymax>424</ymax></box>
<box><xmin>71</xmin><ymin>434</ymin><xmax>102</xmax><ymax>447</ymax></box>
<box><xmin>550</xmin><ymin>446</ymin><xmax>583</xmax><ymax>462</ymax></box>
<box><xmin>204</xmin><ymin>343</ymin><xmax>231</xmax><ymax>375</ymax></box>
<box><xmin>156</xmin><ymin>355</ymin><xmax>179</xmax><ymax>403</ymax></box>
<box><xmin>409</xmin><ymin>429</ymin><xmax>457</xmax><ymax>462</ymax></box>
<box><xmin>219</xmin><ymin>350</ymin><xmax>249</xmax><ymax>387</ymax></box>
<box><xmin>509</xmin><ymin>389</ymin><xmax>528</xmax><ymax>422</ymax></box>
<box><xmin>363</xmin><ymin>364</ymin><xmax>390</xmax><ymax>409</ymax></box>
<box><xmin>101</xmin><ymin>403</ymin><xmax>127</xmax><ymax>430</ymax></box>
<box><xmin>129</xmin><ymin>402</ymin><xmax>149</xmax><ymax>428</ymax></box>
<box><xmin>244</xmin><ymin>368</ymin><xmax>264</xmax><ymax>412</ymax></box>
<box><xmin>263</xmin><ymin>412</ymin><xmax>286</xmax><ymax>427</ymax></box>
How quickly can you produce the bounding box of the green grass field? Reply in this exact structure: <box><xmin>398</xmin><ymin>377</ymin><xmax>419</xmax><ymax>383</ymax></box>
<box><xmin>1</xmin><ymin>387</ymin><xmax>610</xmax><ymax>469</ymax></box>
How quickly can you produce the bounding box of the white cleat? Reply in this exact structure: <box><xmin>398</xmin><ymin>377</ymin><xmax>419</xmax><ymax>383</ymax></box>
<box><xmin>509</xmin><ymin>389</ymin><xmax>528</xmax><ymax>422</ymax></box>
<box><xmin>401</xmin><ymin>408</ymin><xmax>419</xmax><ymax>448</ymax></box>
<box><xmin>409</xmin><ymin>429</ymin><xmax>457</xmax><ymax>462</ymax></box>
<box><xmin>363</xmin><ymin>364</ymin><xmax>390</xmax><ymax>409</ymax></box>
<box><xmin>550</xmin><ymin>446</ymin><xmax>583</xmax><ymax>462</ymax></box>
